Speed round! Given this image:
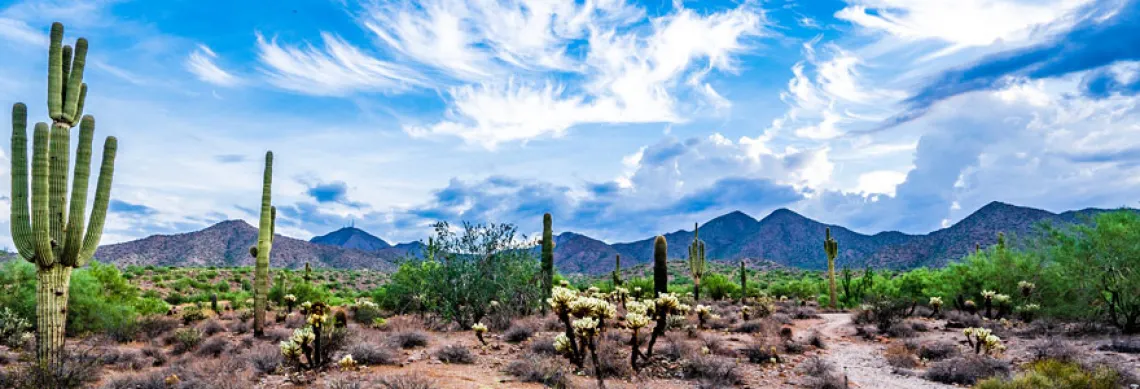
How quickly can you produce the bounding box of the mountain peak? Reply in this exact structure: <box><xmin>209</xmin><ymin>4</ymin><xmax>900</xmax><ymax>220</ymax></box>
<box><xmin>311</xmin><ymin>227</ymin><xmax>391</xmax><ymax>251</ymax></box>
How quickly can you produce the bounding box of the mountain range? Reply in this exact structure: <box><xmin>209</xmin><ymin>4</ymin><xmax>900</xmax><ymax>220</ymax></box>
<box><xmin>93</xmin><ymin>201</ymin><xmax>1119</xmax><ymax>274</ymax></box>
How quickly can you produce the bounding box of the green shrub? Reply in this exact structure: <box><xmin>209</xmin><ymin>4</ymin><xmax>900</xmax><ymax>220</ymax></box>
<box><xmin>0</xmin><ymin>307</ymin><xmax>32</xmax><ymax>348</ymax></box>
<box><xmin>701</xmin><ymin>273</ymin><xmax>740</xmax><ymax>301</ymax></box>
<box><xmin>976</xmin><ymin>359</ymin><xmax>1119</xmax><ymax>389</ymax></box>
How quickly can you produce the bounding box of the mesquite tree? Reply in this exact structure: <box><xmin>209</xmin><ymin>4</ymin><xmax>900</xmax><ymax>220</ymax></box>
<box><xmin>688</xmin><ymin>223</ymin><xmax>706</xmax><ymax>302</ymax></box>
<box><xmin>9</xmin><ymin>22</ymin><xmax>118</xmax><ymax>368</ymax></box>
<box><xmin>825</xmin><ymin>227</ymin><xmax>839</xmax><ymax>309</ymax></box>
<box><xmin>248</xmin><ymin>152</ymin><xmax>275</xmax><ymax>336</ymax></box>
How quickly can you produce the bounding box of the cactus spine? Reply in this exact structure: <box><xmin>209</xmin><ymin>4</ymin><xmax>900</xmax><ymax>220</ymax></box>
<box><xmin>541</xmin><ymin>213</ymin><xmax>554</xmax><ymax>315</ymax></box>
<box><xmin>611</xmin><ymin>254</ymin><xmax>622</xmax><ymax>287</ymax></box>
<box><xmin>825</xmin><ymin>227</ymin><xmax>839</xmax><ymax>309</ymax></box>
<box><xmin>252</xmin><ymin>151</ymin><xmax>274</xmax><ymax>337</ymax></box>
<box><xmin>653</xmin><ymin>236</ymin><xmax>667</xmax><ymax>297</ymax></box>
<box><xmin>11</xmin><ymin>22</ymin><xmax>117</xmax><ymax>368</ymax></box>
<box><xmin>687</xmin><ymin>223</ymin><xmax>706</xmax><ymax>302</ymax></box>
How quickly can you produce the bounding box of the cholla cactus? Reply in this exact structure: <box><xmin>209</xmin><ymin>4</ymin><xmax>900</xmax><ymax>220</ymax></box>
<box><xmin>1018</xmin><ymin>281</ymin><xmax>1036</xmax><ymax>298</ymax></box>
<box><xmin>981</xmin><ymin>290</ymin><xmax>997</xmax><ymax>318</ymax></box>
<box><xmin>283</xmin><ymin>294</ymin><xmax>297</xmax><ymax>313</ymax></box>
<box><xmin>964</xmin><ymin>299</ymin><xmax>978</xmax><ymax>315</ymax></box>
<box><xmin>1016</xmin><ymin>303</ymin><xmax>1040</xmax><ymax>322</ymax></box>
<box><xmin>300</xmin><ymin>301</ymin><xmax>312</xmax><ymax>315</ymax></box>
<box><xmin>472</xmin><ymin>322</ymin><xmax>488</xmax><ymax>345</ymax></box>
<box><xmin>338</xmin><ymin>354</ymin><xmax>357</xmax><ymax>370</ymax></box>
<box><xmin>993</xmin><ymin>294</ymin><xmax>1012</xmax><ymax>318</ymax></box>
<box><xmin>963</xmin><ymin>327</ymin><xmax>1005</xmax><ymax>355</ymax></box>
<box><xmin>741</xmin><ymin>306</ymin><xmax>751</xmax><ymax>321</ymax></box>
<box><xmin>929</xmin><ymin>297</ymin><xmax>943</xmax><ymax>316</ymax></box>
<box><xmin>572</xmin><ymin>317</ymin><xmax>606</xmax><ymax>388</ymax></box>
<box><xmin>695</xmin><ymin>305</ymin><xmax>712</xmax><ymax>329</ymax></box>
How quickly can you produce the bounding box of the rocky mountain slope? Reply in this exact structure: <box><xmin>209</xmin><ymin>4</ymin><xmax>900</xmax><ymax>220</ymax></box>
<box><xmin>94</xmin><ymin>202</ymin><xmax>1121</xmax><ymax>273</ymax></box>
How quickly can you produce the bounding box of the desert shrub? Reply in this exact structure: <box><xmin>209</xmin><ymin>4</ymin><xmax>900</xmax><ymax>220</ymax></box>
<box><xmin>170</xmin><ymin>328</ymin><xmax>203</xmax><ymax>355</ymax></box>
<box><xmin>1</xmin><ymin>347</ymin><xmax>102</xmax><ymax>389</ymax></box>
<box><xmin>1097</xmin><ymin>337</ymin><xmax>1140</xmax><ymax>354</ymax></box>
<box><xmin>884</xmin><ymin>343</ymin><xmax>919</xmax><ymax>368</ymax></box>
<box><xmin>1030</xmin><ymin>338</ymin><xmax>1077</xmax><ymax>362</ymax></box>
<box><xmin>925</xmin><ymin>355</ymin><xmax>1011</xmax><ymax>385</ymax></box>
<box><xmin>352</xmin><ymin>302</ymin><xmax>383</xmax><ymax>325</ymax></box>
<box><xmin>141</xmin><ymin>346</ymin><xmax>166</xmax><ymax>367</ymax></box>
<box><xmin>180</xmin><ymin>306</ymin><xmax>206</xmax><ymax>325</ymax></box>
<box><xmin>530</xmin><ymin>336</ymin><xmax>559</xmax><ymax>355</ymax></box>
<box><xmin>701</xmin><ymin>273</ymin><xmax>741</xmax><ymax>301</ymax></box>
<box><xmin>886</xmin><ymin>322</ymin><xmax>917</xmax><ymax>338</ymax></box>
<box><xmin>863</xmin><ymin>296</ymin><xmax>911</xmax><ymax>333</ymax></box>
<box><xmin>732</xmin><ymin>320</ymin><xmax>769</xmax><ymax>334</ymax></box>
<box><xmin>917</xmin><ymin>341</ymin><xmax>959</xmax><ymax>361</ymax></box>
<box><xmin>589</xmin><ymin>338</ymin><xmax>631</xmax><ymax>379</ymax></box>
<box><xmin>506</xmin><ymin>353</ymin><xmax>572</xmax><ymax>388</ymax></box>
<box><xmin>792</xmin><ymin>306</ymin><xmax>820</xmax><ymax>319</ymax></box>
<box><xmin>136</xmin><ymin>315</ymin><xmax>179</xmax><ymax>339</ymax></box>
<box><xmin>910</xmin><ymin>320</ymin><xmax>929</xmax><ymax>332</ymax></box>
<box><xmin>0</xmin><ymin>308</ymin><xmax>32</xmax><ymax>348</ymax></box>
<box><xmin>98</xmin><ymin>348</ymin><xmax>143</xmax><ymax>370</ymax></box>
<box><xmin>199</xmin><ymin>319</ymin><xmax>225</xmax><ymax>336</ymax></box>
<box><xmin>376</xmin><ymin>315</ymin><xmax>425</xmax><ymax>332</ymax></box>
<box><xmin>799</xmin><ymin>356</ymin><xmax>846</xmax><ymax>389</ymax></box>
<box><xmin>682</xmin><ymin>355</ymin><xmax>741</xmax><ymax>388</ymax></box>
<box><xmin>197</xmin><ymin>337</ymin><xmax>229</xmax><ymax>358</ymax></box>
<box><xmin>376</xmin><ymin>374</ymin><xmax>438</xmax><ymax>389</ymax></box>
<box><xmin>373</xmin><ymin>222</ymin><xmax>543</xmax><ymax>329</ymax></box>
<box><xmin>389</xmin><ymin>330</ymin><xmax>429</xmax><ymax>349</ymax></box>
<box><xmin>434</xmin><ymin>344</ymin><xmax>475</xmax><ymax>364</ymax></box>
<box><xmin>699</xmin><ymin>334</ymin><xmax>734</xmax><ymax>357</ymax></box>
<box><xmin>660</xmin><ymin>334</ymin><xmax>695</xmax><ymax>361</ymax></box>
<box><xmin>345</xmin><ymin>342</ymin><xmax>397</xmax><ymax>366</ymax></box>
<box><xmin>741</xmin><ymin>340</ymin><xmax>780</xmax><ymax>363</ymax></box>
<box><xmin>806</xmin><ymin>331</ymin><xmax>826</xmax><ymax>349</ymax></box>
<box><xmin>975</xmin><ymin>359</ymin><xmax>1119</xmax><ymax>389</ymax></box>
<box><xmin>946</xmin><ymin>311</ymin><xmax>983</xmax><ymax>329</ymax></box>
<box><xmin>264</xmin><ymin>327</ymin><xmax>291</xmax><ymax>343</ymax></box>
<box><xmin>248</xmin><ymin>344</ymin><xmax>282</xmax><ymax>375</ymax></box>
<box><xmin>770</xmin><ymin>313</ymin><xmax>792</xmax><ymax>325</ymax></box>
<box><xmin>504</xmin><ymin>323</ymin><xmax>535</xmax><ymax>343</ymax></box>
<box><xmin>99</xmin><ymin>370</ymin><xmax>166</xmax><ymax>389</ymax></box>
<box><xmin>229</xmin><ymin>319</ymin><xmax>251</xmax><ymax>335</ymax></box>
<box><xmin>784</xmin><ymin>340</ymin><xmax>806</xmax><ymax>354</ymax></box>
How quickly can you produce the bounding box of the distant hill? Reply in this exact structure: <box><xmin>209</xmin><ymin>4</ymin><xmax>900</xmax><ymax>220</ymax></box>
<box><xmin>93</xmin><ymin>201</ymin><xmax>1124</xmax><ymax>273</ymax></box>
<box><xmin>94</xmin><ymin>220</ymin><xmax>400</xmax><ymax>271</ymax></box>
<box><xmin>310</xmin><ymin>227</ymin><xmax>392</xmax><ymax>251</ymax></box>
<box><xmin>558</xmin><ymin>202</ymin><xmax>1122</xmax><ymax>274</ymax></box>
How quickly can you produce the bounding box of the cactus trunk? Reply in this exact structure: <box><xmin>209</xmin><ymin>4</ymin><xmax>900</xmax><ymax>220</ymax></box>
<box><xmin>611</xmin><ymin>255</ymin><xmax>622</xmax><ymax>287</ymax></box>
<box><xmin>35</xmin><ymin>265</ymin><xmax>71</xmax><ymax>367</ymax></box>
<box><xmin>740</xmin><ymin>260</ymin><xmax>747</xmax><ymax>302</ymax></box>
<box><xmin>541</xmin><ymin>213</ymin><xmax>554</xmax><ymax>315</ymax></box>
<box><xmin>825</xmin><ymin>228</ymin><xmax>839</xmax><ymax>309</ymax></box>
<box><xmin>688</xmin><ymin>223</ymin><xmax>705</xmax><ymax>302</ymax></box>
<box><xmin>253</xmin><ymin>151</ymin><xmax>274</xmax><ymax>337</ymax></box>
<box><xmin>653</xmin><ymin>236</ymin><xmax>667</xmax><ymax>297</ymax></box>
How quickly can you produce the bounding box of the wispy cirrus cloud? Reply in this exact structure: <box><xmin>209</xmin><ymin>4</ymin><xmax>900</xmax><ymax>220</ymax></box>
<box><xmin>185</xmin><ymin>44</ymin><xmax>242</xmax><ymax>87</ymax></box>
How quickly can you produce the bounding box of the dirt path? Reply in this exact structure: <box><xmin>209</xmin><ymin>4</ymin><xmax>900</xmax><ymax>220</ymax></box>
<box><xmin>810</xmin><ymin>313</ymin><xmax>954</xmax><ymax>389</ymax></box>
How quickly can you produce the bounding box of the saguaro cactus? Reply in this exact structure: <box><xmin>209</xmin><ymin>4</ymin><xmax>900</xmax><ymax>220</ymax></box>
<box><xmin>303</xmin><ymin>262</ymin><xmax>313</xmax><ymax>283</ymax></box>
<box><xmin>688</xmin><ymin>223</ymin><xmax>706</xmax><ymax>301</ymax></box>
<box><xmin>10</xmin><ymin>22</ymin><xmax>117</xmax><ymax>368</ymax></box>
<box><xmin>739</xmin><ymin>259</ymin><xmax>747</xmax><ymax>301</ymax></box>
<box><xmin>611</xmin><ymin>255</ymin><xmax>622</xmax><ymax>287</ymax></box>
<box><xmin>541</xmin><ymin>213</ymin><xmax>554</xmax><ymax>315</ymax></box>
<box><xmin>825</xmin><ymin>227</ymin><xmax>839</xmax><ymax>309</ymax></box>
<box><xmin>653</xmin><ymin>236</ymin><xmax>667</xmax><ymax>297</ymax></box>
<box><xmin>251</xmin><ymin>151</ymin><xmax>274</xmax><ymax>337</ymax></box>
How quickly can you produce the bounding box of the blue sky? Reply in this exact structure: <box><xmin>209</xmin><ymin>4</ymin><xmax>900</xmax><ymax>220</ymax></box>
<box><xmin>2</xmin><ymin>0</ymin><xmax>1139</xmax><ymax>246</ymax></box>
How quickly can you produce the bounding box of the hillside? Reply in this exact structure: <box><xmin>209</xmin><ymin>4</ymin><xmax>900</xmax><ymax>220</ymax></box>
<box><xmin>93</xmin><ymin>201</ymin><xmax>1123</xmax><ymax>273</ymax></box>
<box><xmin>310</xmin><ymin>226</ymin><xmax>392</xmax><ymax>251</ymax></box>
<box><xmin>94</xmin><ymin>220</ymin><xmax>401</xmax><ymax>271</ymax></box>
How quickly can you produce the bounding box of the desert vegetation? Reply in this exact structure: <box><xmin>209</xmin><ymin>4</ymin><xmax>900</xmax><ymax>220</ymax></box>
<box><xmin>0</xmin><ymin>21</ymin><xmax>1138</xmax><ymax>389</ymax></box>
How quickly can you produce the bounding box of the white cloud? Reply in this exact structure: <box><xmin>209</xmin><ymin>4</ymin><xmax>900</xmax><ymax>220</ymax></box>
<box><xmin>0</xmin><ymin>17</ymin><xmax>44</xmax><ymax>45</ymax></box>
<box><xmin>855</xmin><ymin>169</ymin><xmax>908</xmax><ymax>196</ymax></box>
<box><xmin>255</xmin><ymin>32</ymin><xmax>427</xmax><ymax>96</ymax></box>
<box><xmin>185</xmin><ymin>44</ymin><xmax>242</xmax><ymax>87</ymax></box>
<box><xmin>835</xmin><ymin>0</ymin><xmax>1094</xmax><ymax>52</ymax></box>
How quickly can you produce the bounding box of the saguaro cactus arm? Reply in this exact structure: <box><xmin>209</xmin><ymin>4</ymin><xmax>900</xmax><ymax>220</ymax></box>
<box><xmin>10</xmin><ymin>104</ymin><xmax>34</xmax><ymax>262</ymax></box>
<box><xmin>75</xmin><ymin>133</ymin><xmax>115</xmax><ymax>266</ymax></box>
<box><xmin>653</xmin><ymin>236</ymin><xmax>667</xmax><ymax>297</ymax></box>
<box><xmin>31</xmin><ymin>122</ymin><xmax>54</xmax><ymax>268</ymax></box>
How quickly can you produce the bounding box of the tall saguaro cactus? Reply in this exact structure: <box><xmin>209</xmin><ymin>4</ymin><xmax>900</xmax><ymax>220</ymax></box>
<box><xmin>611</xmin><ymin>254</ymin><xmax>622</xmax><ymax>287</ymax></box>
<box><xmin>541</xmin><ymin>213</ymin><xmax>554</xmax><ymax>315</ymax></box>
<box><xmin>825</xmin><ymin>227</ymin><xmax>839</xmax><ymax>309</ymax></box>
<box><xmin>653</xmin><ymin>236</ymin><xmax>667</xmax><ymax>297</ymax></box>
<box><xmin>251</xmin><ymin>151</ymin><xmax>274</xmax><ymax>337</ymax></box>
<box><xmin>688</xmin><ymin>223</ymin><xmax>706</xmax><ymax>302</ymax></box>
<box><xmin>739</xmin><ymin>260</ymin><xmax>747</xmax><ymax>302</ymax></box>
<box><xmin>10</xmin><ymin>22</ymin><xmax>117</xmax><ymax>368</ymax></box>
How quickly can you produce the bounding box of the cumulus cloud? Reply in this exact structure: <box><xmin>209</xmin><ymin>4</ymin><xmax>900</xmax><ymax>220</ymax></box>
<box><xmin>259</xmin><ymin>0</ymin><xmax>767</xmax><ymax>147</ymax></box>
